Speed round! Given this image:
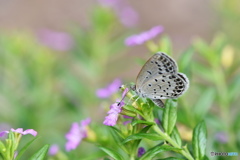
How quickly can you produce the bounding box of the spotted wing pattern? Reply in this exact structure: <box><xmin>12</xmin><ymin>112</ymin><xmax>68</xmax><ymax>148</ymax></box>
<box><xmin>140</xmin><ymin>73</ymin><xmax>189</xmax><ymax>99</ymax></box>
<box><xmin>136</xmin><ymin>52</ymin><xmax>178</xmax><ymax>89</ymax></box>
<box><xmin>135</xmin><ymin>52</ymin><xmax>189</xmax><ymax>100</ymax></box>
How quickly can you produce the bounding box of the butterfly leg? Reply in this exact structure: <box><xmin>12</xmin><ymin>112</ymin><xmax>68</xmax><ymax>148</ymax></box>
<box><xmin>151</xmin><ymin>99</ymin><xmax>165</xmax><ymax>108</ymax></box>
<box><xmin>125</xmin><ymin>95</ymin><xmax>139</xmax><ymax>106</ymax></box>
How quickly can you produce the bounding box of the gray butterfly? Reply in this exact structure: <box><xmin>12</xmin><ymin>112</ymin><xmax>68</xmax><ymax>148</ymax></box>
<box><xmin>131</xmin><ymin>52</ymin><xmax>189</xmax><ymax>107</ymax></box>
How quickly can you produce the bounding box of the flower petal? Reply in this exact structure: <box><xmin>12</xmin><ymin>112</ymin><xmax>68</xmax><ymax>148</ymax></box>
<box><xmin>125</xmin><ymin>26</ymin><xmax>164</xmax><ymax>46</ymax></box>
<box><xmin>65</xmin><ymin>118</ymin><xmax>91</xmax><ymax>152</ymax></box>
<box><xmin>138</xmin><ymin>147</ymin><xmax>145</xmax><ymax>157</ymax></box>
<box><xmin>0</xmin><ymin>131</ymin><xmax>8</xmax><ymax>137</ymax></box>
<box><xmin>11</xmin><ymin>128</ymin><xmax>24</xmax><ymax>134</ymax></box>
<box><xmin>49</xmin><ymin>144</ymin><xmax>59</xmax><ymax>156</ymax></box>
<box><xmin>22</xmin><ymin>129</ymin><xmax>38</xmax><ymax>137</ymax></box>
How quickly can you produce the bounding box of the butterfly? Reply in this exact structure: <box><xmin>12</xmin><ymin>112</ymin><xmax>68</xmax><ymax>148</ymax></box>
<box><xmin>131</xmin><ymin>52</ymin><xmax>189</xmax><ymax>107</ymax></box>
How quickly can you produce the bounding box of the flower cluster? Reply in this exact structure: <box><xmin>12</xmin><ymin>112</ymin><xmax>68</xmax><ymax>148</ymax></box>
<box><xmin>96</xmin><ymin>78</ymin><xmax>122</xmax><ymax>98</ymax></box>
<box><xmin>125</xmin><ymin>26</ymin><xmax>164</xmax><ymax>46</ymax></box>
<box><xmin>0</xmin><ymin>128</ymin><xmax>37</xmax><ymax>137</ymax></box>
<box><xmin>98</xmin><ymin>0</ymin><xmax>138</xmax><ymax>27</ymax></box>
<box><xmin>65</xmin><ymin>118</ymin><xmax>91</xmax><ymax>151</ymax></box>
<box><xmin>37</xmin><ymin>29</ymin><xmax>73</xmax><ymax>51</ymax></box>
<box><xmin>48</xmin><ymin>144</ymin><xmax>59</xmax><ymax>156</ymax></box>
<box><xmin>103</xmin><ymin>88</ymin><xmax>129</xmax><ymax>126</ymax></box>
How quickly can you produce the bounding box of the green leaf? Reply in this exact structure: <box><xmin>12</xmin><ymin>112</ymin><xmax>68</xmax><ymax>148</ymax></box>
<box><xmin>163</xmin><ymin>99</ymin><xmax>178</xmax><ymax>135</ymax></box>
<box><xmin>157</xmin><ymin>157</ymin><xmax>185</xmax><ymax>160</ymax></box>
<box><xmin>193</xmin><ymin>39</ymin><xmax>214</xmax><ymax>60</ymax></box>
<box><xmin>130</xmin><ymin>125</ymin><xmax>154</xmax><ymax>154</ymax></box>
<box><xmin>29</xmin><ymin>144</ymin><xmax>49</xmax><ymax>160</ymax></box>
<box><xmin>192</xmin><ymin>121</ymin><xmax>207</xmax><ymax>160</ymax></box>
<box><xmin>109</xmin><ymin>127</ymin><xmax>125</xmax><ymax>146</ymax></box>
<box><xmin>131</xmin><ymin>120</ymin><xmax>155</xmax><ymax>126</ymax></box>
<box><xmin>146</xmin><ymin>41</ymin><xmax>159</xmax><ymax>53</ymax></box>
<box><xmin>123</xmin><ymin>105</ymin><xmax>143</xmax><ymax>116</ymax></box>
<box><xmin>159</xmin><ymin>35</ymin><xmax>172</xmax><ymax>55</ymax></box>
<box><xmin>192</xmin><ymin>63</ymin><xmax>214</xmax><ymax>82</ymax></box>
<box><xmin>178</xmin><ymin>47</ymin><xmax>194</xmax><ymax>73</ymax></box>
<box><xmin>193</xmin><ymin>88</ymin><xmax>215</xmax><ymax>120</ymax></box>
<box><xmin>170</xmin><ymin>127</ymin><xmax>182</xmax><ymax>147</ymax></box>
<box><xmin>99</xmin><ymin>146</ymin><xmax>124</xmax><ymax>160</ymax></box>
<box><xmin>109</xmin><ymin>127</ymin><xmax>125</xmax><ymax>139</ymax></box>
<box><xmin>122</xmin><ymin>133</ymin><xmax>163</xmax><ymax>144</ymax></box>
<box><xmin>84</xmin><ymin>150</ymin><xmax>108</xmax><ymax>160</ymax></box>
<box><xmin>15</xmin><ymin>137</ymin><xmax>39</xmax><ymax>160</ymax></box>
<box><xmin>229</xmin><ymin>75</ymin><xmax>240</xmax><ymax>102</ymax></box>
<box><xmin>139</xmin><ymin>145</ymin><xmax>181</xmax><ymax>160</ymax></box>
<box><xmin>140</xmin><ymin>125</ymin><xmax>152</xmax><ymax>133</ymax></box>
<box><xmin>202</xmin><ymin>155</ymin><xmax>209</xmax><ymax>160</ymax></box>
<box><xmin>0</xmin><ymin>141</ymin><xmax>6</xmax><ymax>158</ymax></box>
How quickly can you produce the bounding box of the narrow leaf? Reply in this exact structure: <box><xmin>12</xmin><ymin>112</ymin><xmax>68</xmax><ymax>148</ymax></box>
<box><xmin>159</xmin><ymin>35</ymin><xmax>172</xmax><ymax>55</ymax></box>
<box><xmin>140</xmin><ymin>126</ymin><xmax>152</xmax><ymax>133</ymax></box>
<box><xmin>163</xmin><ymin>99</ymin><xmax>178</xmax><ymax>135</ymax></box>
<box><xmin>193</xmin><ymin>39</ymin><xmax>214</xmax><ymax>60</ymax></box>
<box><xmin>122</xmin><ymin>133</ymin><xmax>163</xmax><ymax>144</ymax></box>
<box><xmin>157</xmin><ymin>157</ymin><xmax>185</xmax><ymax>160</ymax></box>
<box><xmin>229</xmin><ymin>76</ymin><xmax>240</xmax><ymax>102</ymax></box>
<box><xmin>192</xmin><ymin>63</ymin><xmax>214</xmax><ymax>82</ymax></box>
<box><xmin>170</xmin><ymin>127</ymin><xmax>182</xmax><ymax>147</ymax></box>
<box><xmin>15</xmin><ymin>137</ymin><xmax>39</xmax><ymax>160</ymax></box>
<box><xmin>29</xmin><ymin>144</ymin><xmax>49</xmax><ymax>160</ymax></box>
<box><xmin>192</xmin><ymin>121</ymin><xmax>207</xmax><ymax>160</ymax></box>
<box><xmin>132</xmin><ymin>126</ymin><xmax>153</xmax><ymax>149</ymax></box>
<box><xmin>109</xmin><ymin>127</ymin><xmax>125</xmax><ymax>147</ymax></box>
<box><xmin>131</xmin><ymin>120</ymin><xmax>155</xmax><ymax>126</ymax></box>
<box><xmin>109</xmin><ymin>127</ymin><xmax>125</xmax><ymax>139</ymax></box>
<box><xmin>178</xmin><ymin>47</ymin><xmax>194</xmax><ymax>73</ymax></box>
<box><xmin>193</xmin><ymin>88</ymin><xmax>215</xmax><ymax>119</ymax></box>
<box><xmin>99</xmin><ymin>146</ymin><xmax>124</xmax><ymax>160</ymax></box>
<box><xmin>123</xmin><ymin>105</ymin><xmax>142</xmax><ymax>115</ymax></box>
<box><xmin>139</xmin><ymin>145</ymin><xmax>181</xmax><ymax>160</ymax></box>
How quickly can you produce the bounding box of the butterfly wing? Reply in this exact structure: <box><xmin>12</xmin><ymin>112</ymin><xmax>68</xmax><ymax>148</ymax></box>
<box><xmin>140</xmin><ymin>73</ymin><xmax>189</xmax><ymax>99</ymax></box>
<box><xmin>136</xmin><ymin>52</ymin><xmax>178</xmax><ymax>90</ymax></box>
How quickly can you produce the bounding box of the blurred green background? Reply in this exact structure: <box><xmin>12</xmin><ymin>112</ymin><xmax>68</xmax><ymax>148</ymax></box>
<box><xmin>0</xmin><ymin>0</ymin><xmax>239</xmax><ymax>159</ymax></box>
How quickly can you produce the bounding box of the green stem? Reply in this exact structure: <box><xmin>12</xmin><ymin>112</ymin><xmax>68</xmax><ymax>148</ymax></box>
<box><xmin>121</xmin><ymin>85</ymin><xmax>194</xmax><ymax>159</ymax></box>
<box><xmin>152</xmin><ymin>124</ymin><xmax>194</xmax><ymax>160</ymax></box>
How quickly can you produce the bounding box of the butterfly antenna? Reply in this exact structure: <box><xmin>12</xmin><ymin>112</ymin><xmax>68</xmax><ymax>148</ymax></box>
<box><xmin>117</xmin><ymin>86</ymin><xmax>131</xmax><ymax>106</ymax></box>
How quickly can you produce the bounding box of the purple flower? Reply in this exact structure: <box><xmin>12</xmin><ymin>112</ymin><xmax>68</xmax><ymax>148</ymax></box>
<box><xmin>123</xmin><ymin>115</ymin><xmax>133</xmax><ymax>119</ymax></box>
<box><xmin>96</xmin><ymin>78</ymin><xmax>122</xmax><ymax>98</ymax></box>
<box><xmin>65</xmin><ymin>118</ymin><xmax>91</xmax><ymax>152</ymax></box>
<box><xmin>215</xmin><ymin>132</ymin><xmax>229</xmax><ymax>143</ymax></box>
<box><xmin>11</xmin><ymin>128</ymin><xmax>38</xmax><ymax>136</ymax></box>
<box><xmin>37</xmin><ymin>29</ymin><xmax>73</xmax><ymax>51</ymax></box>
<box><xmin>118</xmin><ymin>6</ymin><xmax>139</xmax><ymax>27</ymax></box>
<box><xmin>123</xmin><ymin>120</ymin><xmax>131</xmax><ymax>125</ymax></box>
<box><xmin>103</xmin><ymin>102</ymin><xmax>124</xmax><ymax>126</ymax></box>
<box><xmin>0</xmin><ymin>131</ymin><xmax>8</xmax><ymax>137</ymax></box>
<box><xmin>138</xmin><ymin>147</ymin><xmax>145</xmax><ymax>157</ymax></box>
<box><xmin>98</xmin><ymin>0</ymin><xmax>138</xmax><ymax>27</ymax></box>
<box><xmin>49</xmin><ymin>144</ymin><xmax>59</xmax><ymax>156</ymax></box>
<box><xmin>125</xmin><ymin>26</ymin><xmax>164</xmax><ymax>46</ymax></box>
<box><xmin>103</xmin><ymin>88</ymin><xmax>128</xmax><ymax>126</ymax></box>
<box><xmin>0</xmin><ymin>128</ymin><xmax>37</xmax><ymax>137</ymax></box>
<box><xmin>154</xmin><ymin>118</ymin><xmax>161</xmax><ymax>125</ymax></box>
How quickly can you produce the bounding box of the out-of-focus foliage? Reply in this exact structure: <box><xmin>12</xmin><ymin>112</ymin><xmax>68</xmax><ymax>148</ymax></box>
<box><xmin>0</xmin><ymin>0</ymin><xmax>239</xmax><ymax>159</ymax></box>
<box><xmin>215</xmin><ymin>0</ymin><xmax>240</xmax><ymax>48</ymax></box>
<box><xmin>0</xmin><ymin>6</ymin><xmax>127</xmax><ymax>159</ymax></box>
